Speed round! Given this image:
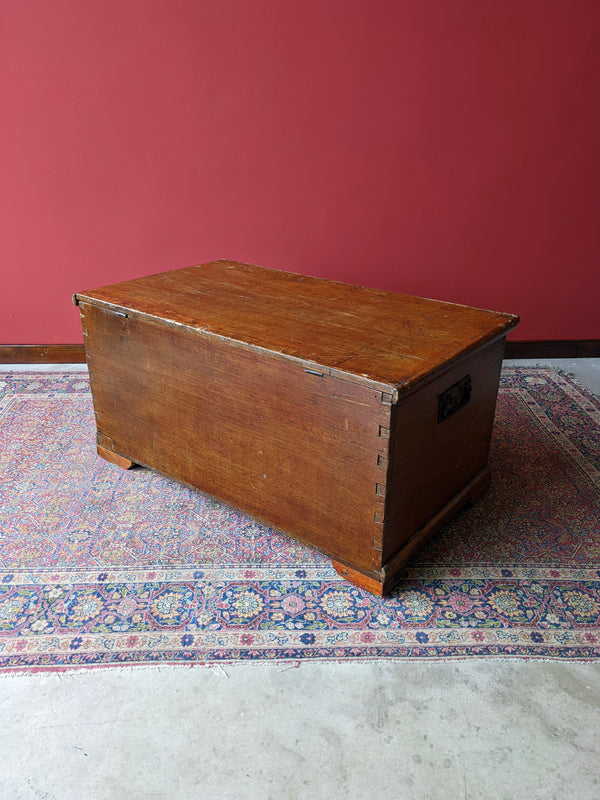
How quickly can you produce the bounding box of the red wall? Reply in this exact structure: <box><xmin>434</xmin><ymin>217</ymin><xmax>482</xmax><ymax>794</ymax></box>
<box><xmin>2</xmin><ymin>0</ymin><xmax>599</xmax><ymax>343</ymax></box>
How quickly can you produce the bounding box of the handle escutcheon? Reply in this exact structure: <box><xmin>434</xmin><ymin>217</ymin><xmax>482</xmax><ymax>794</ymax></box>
<box><xmin>438</xmin><ymin>374</ymin><xmax>472</xmax><ymax>422</ymax></box>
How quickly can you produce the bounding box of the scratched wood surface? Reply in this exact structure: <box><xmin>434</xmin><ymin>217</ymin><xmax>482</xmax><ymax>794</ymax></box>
<box><xmin>74</xmin><ymin>260</ymin><xmax>518</xmax><ymax>395</ymax></box>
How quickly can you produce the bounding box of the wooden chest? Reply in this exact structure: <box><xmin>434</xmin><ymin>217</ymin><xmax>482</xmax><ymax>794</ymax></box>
<box><xmin>74</xmin><ymin>260</ymin><xmax>519</xmax><ymax>595</ymax></box>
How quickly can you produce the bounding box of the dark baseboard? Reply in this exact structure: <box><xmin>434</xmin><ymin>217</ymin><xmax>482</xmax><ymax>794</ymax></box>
<box><xmin>504</xmin><ymin>340</ymin><xmax>600</xmax><ymax>359</ymax></box>
<box><xmin>0</xmin><ymin>341</ymin><xmax>598</xmax><ymax>364</ymax></box>
<box><xmin>0</xmin><ymin>345</ymin><xmax>86</xmax><ymax>363</ymax></box>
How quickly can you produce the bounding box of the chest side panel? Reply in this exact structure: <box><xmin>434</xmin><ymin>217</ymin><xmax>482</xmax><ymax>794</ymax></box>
<box><xmin>382</xmin><ymin>338</ymin><xmax>505</xmax><ymax>562</ymax></box>
<box><xmin>80</xmin><ymin>302</ymin><xmax>391</xmax><ymax>571</ymax></box>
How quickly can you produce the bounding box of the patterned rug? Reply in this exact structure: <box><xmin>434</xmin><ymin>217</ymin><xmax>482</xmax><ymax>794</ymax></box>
<box><xmin>0</xmin><ymin>366</ymin><xmax>599</xmax><ymax>671</ymax></box>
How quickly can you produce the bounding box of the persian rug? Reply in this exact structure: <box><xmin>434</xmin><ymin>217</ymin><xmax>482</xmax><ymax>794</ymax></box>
<box><xmin>0</xmin><ymin>366</ymin><xmax>599</xmax><ymax>671</ymax></box>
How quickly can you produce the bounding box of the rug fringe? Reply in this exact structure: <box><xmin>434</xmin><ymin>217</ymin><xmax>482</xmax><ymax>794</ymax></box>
<box><xmin>2</xmin><ymin>653</ymin><xmax>600</xmax><ymax>679</ymax></box>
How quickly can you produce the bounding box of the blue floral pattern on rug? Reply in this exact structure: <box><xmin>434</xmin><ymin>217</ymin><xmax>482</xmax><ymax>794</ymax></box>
<box><xmin>0</xmin><ymin>367</ymin><xmax>599</xmax><ymax>670</ymax></box>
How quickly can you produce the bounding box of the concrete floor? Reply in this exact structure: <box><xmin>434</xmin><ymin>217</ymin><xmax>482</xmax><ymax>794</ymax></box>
<box><xmin>1</xmin><ymin>358</ymin><xmax>599</xmax><ymax>800</ymax></box>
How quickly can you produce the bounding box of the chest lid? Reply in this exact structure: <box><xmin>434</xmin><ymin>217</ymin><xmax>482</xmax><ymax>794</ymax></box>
<box><xmin>74</xmin><ymin>260</ymin><xmax>519</xmax><ymax>397</ymax></box>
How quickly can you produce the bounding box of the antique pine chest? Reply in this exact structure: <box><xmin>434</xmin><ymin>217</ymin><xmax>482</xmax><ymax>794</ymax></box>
<box><xmin>73</xmin><ymin>260</ymin><xmax>519</xmax><ymax>595</ymax></box>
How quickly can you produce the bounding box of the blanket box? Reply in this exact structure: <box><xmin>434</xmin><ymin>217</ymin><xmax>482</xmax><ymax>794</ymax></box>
<box><xmin>73</xmin><ymin>260</ymin><xmax>519</xmax><ymax>595</ymax></box>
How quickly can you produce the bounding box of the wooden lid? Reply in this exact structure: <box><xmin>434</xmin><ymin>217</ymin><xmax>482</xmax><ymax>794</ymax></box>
<box><xmin>74</xmin><ymin>260</ymin><xmax>519</xmax><ymax>395</ymax></box>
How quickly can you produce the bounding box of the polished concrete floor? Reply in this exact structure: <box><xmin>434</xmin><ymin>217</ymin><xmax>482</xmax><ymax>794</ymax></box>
<box><xmin>1</xmin><ymin>358</ymin><xmax>599</xmax><ymax>800</ymax></box>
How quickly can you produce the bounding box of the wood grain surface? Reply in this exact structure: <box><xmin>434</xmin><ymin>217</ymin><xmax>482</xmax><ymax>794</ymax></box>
<box><xmin>82</xmin><ymin>302</ymin><xmax>391</xmax><ymax>572</ymax></box>
<box><xmin>74</xmin><ymin>260</ymin><xmax>518</xmax><ymax>395</ymax></box>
